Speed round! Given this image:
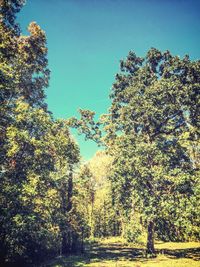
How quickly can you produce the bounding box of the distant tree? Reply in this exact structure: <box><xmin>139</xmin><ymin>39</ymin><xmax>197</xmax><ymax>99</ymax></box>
<box><xmin>78</xmin><ymin>164</ymin><xmax>96</xmax><ymax>237</ymax></box>
<box><xmin>88</xmin><ymin>151</ymin><xmax>121</xmax><ymax>237</ymax></box>
<box><xmin>76</xmin><ymin>151</ymin><xmax>121</xmax><ymax>239</ymax></box>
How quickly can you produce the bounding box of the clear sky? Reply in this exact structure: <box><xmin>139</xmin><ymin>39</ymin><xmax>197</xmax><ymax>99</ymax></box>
<box><xmin>17</xmin><ymin>0</ymin><xmax>200</xmax><ymax>160</ymax></box>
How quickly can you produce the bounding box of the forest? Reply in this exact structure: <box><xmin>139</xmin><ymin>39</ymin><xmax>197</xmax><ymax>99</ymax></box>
<box><xmin>0</xmin><ymin>1</ymin><xmax>200</xmax><ymax>267</ymax></box>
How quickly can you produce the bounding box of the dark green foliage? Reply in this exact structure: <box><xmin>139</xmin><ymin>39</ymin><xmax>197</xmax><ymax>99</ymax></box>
<box><xmin>0</xmin><ymin>0</ymin><xmax>25</xmax><ymax>33</ymax></box>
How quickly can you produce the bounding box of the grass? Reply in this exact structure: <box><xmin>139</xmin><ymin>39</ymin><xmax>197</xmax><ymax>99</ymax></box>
<box><xmin>43</xmin><ymin>238</ymin><xmax>200</xmax><ymax>267</ymax></box>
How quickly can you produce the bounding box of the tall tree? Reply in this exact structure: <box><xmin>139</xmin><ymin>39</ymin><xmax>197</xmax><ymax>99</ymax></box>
<box><xmin>104</xmin><ymin>48</ymin><xmax>200</xmax><ymax>255</ymax></box>
<box><xmin>0</xmin><ymin>1</ymin><xmax>53</xmax><ymax>264</ymax></box>
<box><xmin>70</xmin><ymin>48</ymin><xmax>200</xmax><ymax>255</ymax></box>
<box><xmin>0</xmin><ymin>1</ymin><xmax>85</xmax><ymax>265</ymax></box>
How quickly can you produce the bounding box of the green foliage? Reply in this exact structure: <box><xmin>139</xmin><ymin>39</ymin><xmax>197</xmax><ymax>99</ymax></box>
<box><xmin>107</xmin><ymin>49</ymin><xmax>200</xmax><ymax>253</ymax></box>
<box><xmin>1</xmin><ymin>0</ymin><xmax>199</xmax><ymax>264</ymax></box>
<box><xmin>0</xmin><ymin>1</ymin><xmax>81</xmax><ymax>265</ymax></box>
<box><xmin>74</xmin><ymin>151</ymin><xmax>122</xmax><ymax>240</ymax></box>
<box><xmin>72</xmin><ymin>48</ymin><xmax>200</xmax><ymax>255</ymax></box>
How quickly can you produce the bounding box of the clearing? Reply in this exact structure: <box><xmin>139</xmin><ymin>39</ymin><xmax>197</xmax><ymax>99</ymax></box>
<box><xmin>44</xmin><ymin>238</ymin><xmax>200</xmax><ymax>267</ymax></box>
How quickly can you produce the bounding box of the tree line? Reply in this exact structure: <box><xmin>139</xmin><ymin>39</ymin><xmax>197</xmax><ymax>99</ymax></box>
<box><xmin>0</xmin><ymin>1</ymin><xmax>199</xmax><ymax>266</ymax></box>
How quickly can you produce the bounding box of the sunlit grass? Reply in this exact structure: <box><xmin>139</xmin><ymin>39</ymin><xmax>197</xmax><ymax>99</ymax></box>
<box><xmin>44</xmin><ymin>238</ymin><xmax>200</xmax><ymax>267</ymax></box>
<box><xmin>46</xmin><ymin>256</ymin><xmax>200</xmax><ymax>267</ymax></box>
<box><xmin>83</xmin><ymin>257</ymin><xmax>200</xmax><ymax>267</ymax></box>
<box><xmin>155</xmin><ymin>241</ymin><xmax>200</xmax><ymax>250</ymax></box>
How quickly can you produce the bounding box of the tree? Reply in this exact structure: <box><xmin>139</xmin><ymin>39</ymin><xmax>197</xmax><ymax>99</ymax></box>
<box><xmin>49</xmin><ymin>120</ymin><xmax>80</xmax><ymax>255</ymax></box>
<box><xmin>0</xmin><ymin>102</ymin><xmax>57</xmax><ymax>264</ymax></box>
<box><xmin>88</xmin><ymin>151</ymin><xmax>121</xmax><ymax>238</ymax></box>
<box><xmin>75</xmin><ymin>151</ymin><xmax>121</xmax><ymax>239</ymax></box>
<box><xmin>0</xmin><ymin>1</ymin><xmax>84</xmax><ymax>264</ymax></box>
<box><xmin>71</xmin><ymin>48</ymin><xmax>200</xmax><ymax>256</ymax></box>
<box><xmin>0</xmin><ymin>1</ymin><xmax>57</xmax><ymax>264</ymax></box>
<box><xmin>104</xmin><ymin>48</ymin><xmax>200</xmax><ymax>255</ymax></box>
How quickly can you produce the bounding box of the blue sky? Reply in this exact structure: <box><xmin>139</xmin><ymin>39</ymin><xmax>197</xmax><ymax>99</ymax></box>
<box><xmin>17</xmin><ymin>0</ymin><xmax>200</xmax><ymax>160</ymax></box>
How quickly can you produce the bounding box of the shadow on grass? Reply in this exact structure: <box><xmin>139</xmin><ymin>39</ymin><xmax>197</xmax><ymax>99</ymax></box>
<box><xmin>44</xmin><ymin>243</ymin><xmax>200</xmax><ymax>266</ymax></box>
<box><xmin>89</xmin><ymin>243</ymin><xmax>144</xmax><ymax>262</ymax></box>
<box><xmin>43</xmin><ymin>254</ymin><xmax>89</xmax><ymax>267</ymax></box>
<box><xmin>90</xmin><ymin>242</ymin><xmax>200</xmax><ymax>262</ymax></box>
<box><xmin>158</xmin><ymin>247</ymin><xmax>200</xmax><ymax>261</ymax></box>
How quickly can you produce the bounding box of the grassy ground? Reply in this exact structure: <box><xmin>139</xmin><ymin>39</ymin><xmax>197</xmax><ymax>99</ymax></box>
<box><xmin>44</xmin><ymin>238</ymin><xmax>200</xmax><ymax>267</ymax></box>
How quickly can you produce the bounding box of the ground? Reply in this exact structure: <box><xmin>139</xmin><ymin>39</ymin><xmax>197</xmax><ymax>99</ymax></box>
<box><xmin>44</xmin><ymin>238</ymin><xmax>200</xmax><ymax>267</ymax></box>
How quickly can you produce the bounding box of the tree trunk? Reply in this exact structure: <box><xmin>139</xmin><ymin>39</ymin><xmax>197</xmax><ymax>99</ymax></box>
<box><xmin>71</xmin><ymin>232</ymin><xmax>78</xmax><ymax>252</ymax></box>
<box><xmin>0</xmin><ymin>243</ymin><xmax>6</xmax><ymax>266</ymax></box>
<box><xmin>103</xmin><ymin>200</ymin><xmax>107</xmax><ymax>236</ymax></box>
<box><xmin>146</xmin><ymin>220</ymin><xmax>155</xmax><ymax>256</ymax></box>
<box><xmin>67</xmin><ymin>167</ymin><xmax>73</xmax><ymax>212</ymax></box>
<box><xmin>61</xmin><ymin>231</ymin><xmax>69</xmax><ymax>255</ymax></box>
<box><xmin>90</xmin><ymin>199</ymin><xmax>94</xmax><ymax>237</ymax></box>
<box><xmin>121</xmin><ymin>218</ymin><xmax>125</xmax><ymax>238</ymax></box>
<box><xmin>60</xmin><ymin>165</ymin><xmax>74</xmax><ymax>255</ymax></box>
<box><xmin>60</xmin><ymin>179</ymin><xmax>70</xmax><ymax>255</ymax></box>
